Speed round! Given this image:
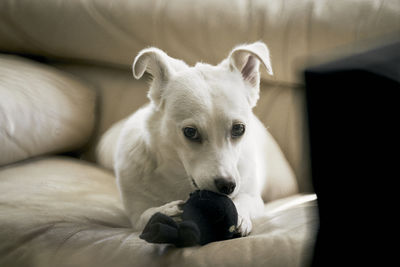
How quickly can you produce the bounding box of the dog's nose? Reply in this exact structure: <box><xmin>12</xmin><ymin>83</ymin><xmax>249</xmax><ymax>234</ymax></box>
<box><xmin>214</xmin><ymin>178</ymin><xmax>236</xmax><ymax>195</ymax></box>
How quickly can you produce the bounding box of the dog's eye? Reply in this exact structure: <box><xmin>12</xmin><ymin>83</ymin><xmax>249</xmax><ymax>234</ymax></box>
<box><xmin>231</xmin><ymin>123</ymin><xmax>245</xmax><ymax>138</ymax></box>
<box><xmin>183</xmin><ymin>127</ymin><xmax>201</xmax><ymax>142</ymax></box>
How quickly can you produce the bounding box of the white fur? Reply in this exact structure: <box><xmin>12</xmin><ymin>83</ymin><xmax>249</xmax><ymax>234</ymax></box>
<box><xmin>97</xmin><ymin>42</ymin><xmax>298</xmax><ymax>236</ymax></box>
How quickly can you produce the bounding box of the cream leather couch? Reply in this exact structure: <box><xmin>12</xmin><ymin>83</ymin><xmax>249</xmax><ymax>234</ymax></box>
<box><xmin>0</xmin><ymin>1</ymin><xmax>398</xmax><ymax>266</ymax></box>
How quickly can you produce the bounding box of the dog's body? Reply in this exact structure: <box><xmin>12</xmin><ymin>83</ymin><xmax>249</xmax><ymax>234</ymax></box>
<box><xmin>97</xmin><ymin>42</ymin><xmax>298</xmax><ymax>236</ymax></box>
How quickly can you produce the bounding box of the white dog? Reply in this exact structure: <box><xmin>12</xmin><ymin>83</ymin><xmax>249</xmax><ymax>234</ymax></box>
<box><xmin>97</xmin><ymin>42</ymin><xmax>298</xmax><ymax>236</ymax></box>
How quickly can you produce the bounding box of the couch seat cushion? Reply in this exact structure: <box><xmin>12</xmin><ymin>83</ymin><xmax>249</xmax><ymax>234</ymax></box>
<box><xmin>0</xmin><ymin>157</ymin><xmax>317</xmax><ymax>267</ymax></box>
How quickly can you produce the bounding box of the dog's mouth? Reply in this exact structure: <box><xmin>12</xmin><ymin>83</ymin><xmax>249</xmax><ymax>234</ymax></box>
<box><xmin>190</xmin><ymin>177</ymin><xmax>199</xmax><ymax>189</ymax></box>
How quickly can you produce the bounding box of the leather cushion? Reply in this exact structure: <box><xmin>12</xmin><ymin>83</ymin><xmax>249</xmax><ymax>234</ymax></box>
<box><xmin>0</xmin><ymin>55</ymin><xmax>96</xmax><ymax>166</ymax></box>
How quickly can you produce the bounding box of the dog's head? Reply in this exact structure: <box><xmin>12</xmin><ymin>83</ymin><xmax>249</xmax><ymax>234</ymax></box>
<box><xmin>133</xmin><ymin>42</ymin><xmax>273</xmax><ymax>197</ymax></box>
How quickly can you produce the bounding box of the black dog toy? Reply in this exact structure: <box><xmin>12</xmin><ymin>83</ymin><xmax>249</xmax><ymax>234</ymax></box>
<box><xmin>139</xmin><ymin>190</ymin><xmax>239</xmax><ymax>247</ymax></box>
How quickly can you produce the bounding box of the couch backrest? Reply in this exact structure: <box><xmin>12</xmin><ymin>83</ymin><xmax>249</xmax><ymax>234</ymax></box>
<box><xmin>0</xmin><ymin>0</ymin><xmax>398</xmax><ymax>85</ymax></box>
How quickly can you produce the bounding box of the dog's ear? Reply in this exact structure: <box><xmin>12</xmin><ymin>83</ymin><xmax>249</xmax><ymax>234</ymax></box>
<box><xmin>228</xmin><ymin>42</ymin><xmax>273</xmax><ymax>107</ymax></box>
<box><xmin>133</xmin><ymin>48</ymin><xmax>187</xmax><ymax>109</ymax></box>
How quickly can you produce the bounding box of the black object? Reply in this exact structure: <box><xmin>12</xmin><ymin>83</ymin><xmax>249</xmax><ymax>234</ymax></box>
<box><xmin>140</xmin><ymin>190</ymin><xmax>239</xmax><ymax>247</ymax></box>
<box><xmin>305</xmin><ymin>40</ymin><xmax>399</xmax><ymax>266</ymax></box>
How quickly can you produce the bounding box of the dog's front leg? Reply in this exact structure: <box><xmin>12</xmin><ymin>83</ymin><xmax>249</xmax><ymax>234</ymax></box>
<box><xmin>134</xmin><ymin>200</ymin><xmax>185</xmax><ymax>231</ymax></box>
<box><xmin>233</xmin><ymin>193</ymin><xmax>264</xmax><ymax>236</ymax></box>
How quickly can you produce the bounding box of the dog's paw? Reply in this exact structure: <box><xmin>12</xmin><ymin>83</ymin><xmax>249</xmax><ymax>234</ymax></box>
<box><xmin>159</xmin><ymin>200</ymin><xmax>185</xmax><ymax>218</ymax></box>
<box><xmin>236</xmin><ymin>214</ymin><xmax>252</xmax><ymax>237</ymax></box>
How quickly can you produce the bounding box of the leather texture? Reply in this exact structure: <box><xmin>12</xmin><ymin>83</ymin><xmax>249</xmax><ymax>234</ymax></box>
<box><xmin>0</xmin><ymin>0</ymin><xmax>398</xmax><ymax>84</ymax></box>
